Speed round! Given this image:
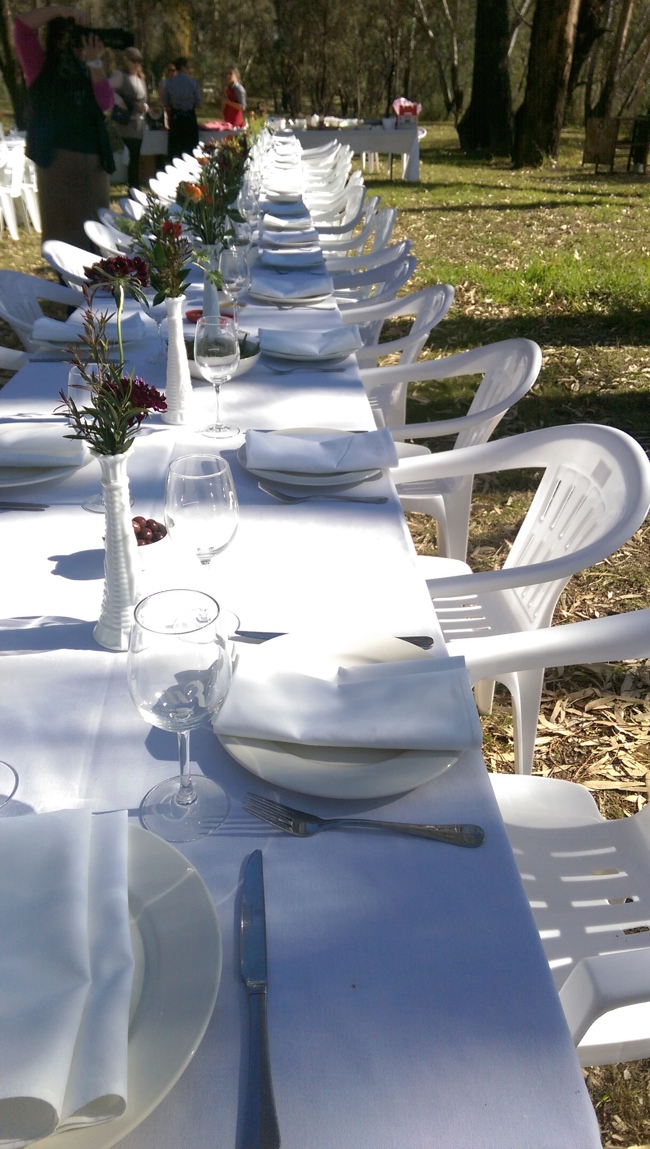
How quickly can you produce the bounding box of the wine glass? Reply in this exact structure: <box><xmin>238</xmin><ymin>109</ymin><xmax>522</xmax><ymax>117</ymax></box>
<box><xmin>165</xmin><ymin>454</ymin><xmax>239</xmax><ymax>567</ymax></box>
<box><xmin>194</xmin><ymin>316</ymin><xmax>240</xmax><ymax>438</ymax></box>
<box><xmin>146</xmin><ymin>298</ymin><xmax>168</xmax><ymax>364</ymax></box>
<box><xmin>219</xmin><ymin>246</ymin><xmax>250</xmax><ymax>329</ymax></box>
<box><xmin>0</xmin><ymin>761</ymin><xmax>18</xmax><ymax>811</ymax></box>
<box><xmin>127</xmin><ymin>588</ymin><xmax>231</xmax><ymax>842</ymax></box>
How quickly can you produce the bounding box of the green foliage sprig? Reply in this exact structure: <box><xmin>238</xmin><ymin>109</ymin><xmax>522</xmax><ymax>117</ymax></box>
<box><xmin>55</xmin><ymin>285</ymin><xmax>166</xmax><ymax>456</ymax></box>
<box><xmin>130</xmin><ymin>196</ymin><xmax>193</xmax><ymax>303</ymax></box>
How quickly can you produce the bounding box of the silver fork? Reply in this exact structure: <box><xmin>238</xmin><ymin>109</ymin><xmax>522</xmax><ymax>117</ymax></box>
<box><xmin>242</xmin><ymin>793</ymin><xmax>485</xmax><ymax>847</ymax></box>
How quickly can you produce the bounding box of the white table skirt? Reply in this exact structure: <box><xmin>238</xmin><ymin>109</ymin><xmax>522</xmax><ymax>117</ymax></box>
<box><xmin>296</xmin><ymin>127</ymin><xmax>420</xmax><ymax>181</ymax></box>
<box><xmin>0</xmin><ymin>285</ymin><xmax>599</xmax><ymax>1145</ymax></box>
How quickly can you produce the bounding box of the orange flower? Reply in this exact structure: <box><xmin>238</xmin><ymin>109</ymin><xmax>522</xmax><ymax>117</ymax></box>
<box><xmin>184</xmin><ymin>183</ymin><xmax>203</xmax><ymax>202</ymax></box>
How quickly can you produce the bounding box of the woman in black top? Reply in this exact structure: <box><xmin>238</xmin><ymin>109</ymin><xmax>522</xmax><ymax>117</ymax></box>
<box><xmin>14</xmin><ymin>4</ymin><xmax>115</xmax><ymax>249</ymax></box>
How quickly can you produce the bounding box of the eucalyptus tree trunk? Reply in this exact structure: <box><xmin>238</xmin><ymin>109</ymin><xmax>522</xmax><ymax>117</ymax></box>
<box><xmin>513</xmin><ymin>0</ymin><xmax>582</xmax><ymax>166</ymax></box>
<box><xmin>457</xmin><ymin>0</ymin><xmax>513</xmax><ymax>155</ymax></box>
<box><xmin>592</xmin><ymin>0</ymin><xmax>635</xmax><ymax>116</ymax></box>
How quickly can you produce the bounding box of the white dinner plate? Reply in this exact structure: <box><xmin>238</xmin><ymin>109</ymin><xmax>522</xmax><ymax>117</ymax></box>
<box><xmin>260</xmin><ymin>348</ymin><xmax>351</xmax><ymax>364</ymax></box>
<box><xmin>249</xmin><ymin>291</ymin><xmax>333</xmax><ymax>306</ymax></box>
<box><xmin>237</xmin><ymin>429</ymin><xmax>381</xmax><ymax>487</ymax></box>
<box><xmin>34</xmin><ymin>825</ymin><xmax>221</xmax><ymax>1149</ymax></box>
<box><xmin>0</xmin><ymin>459</ymin><xmax>91</xmax><ymax>489</ymax></box>
<box><xmin>217</xmin><ymin>634</ymin><xmax>458</xmax><ymax>798</ymax></box>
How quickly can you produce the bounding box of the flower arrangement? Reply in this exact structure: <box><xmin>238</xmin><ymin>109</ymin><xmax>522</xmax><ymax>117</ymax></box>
<box><xmin>130</xmin><ymin>197</ymin><xmax>193</xmax><ymax>303</ymax></box>
<box><xmin>176</xmin><ymin>133</ymin><xmax>250</xmax><ymax>247</ymax></box>
<box><xmin>56</xmin><ymin>260</ymin><xmax>166</xmax><ymax>456</ymax></box>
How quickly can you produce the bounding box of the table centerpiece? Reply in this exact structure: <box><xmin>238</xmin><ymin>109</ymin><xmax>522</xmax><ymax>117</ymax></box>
<box><xmin>57</xmin><ymin>262</ymin><xmax>166</xmax><ymax>651</ymax></box>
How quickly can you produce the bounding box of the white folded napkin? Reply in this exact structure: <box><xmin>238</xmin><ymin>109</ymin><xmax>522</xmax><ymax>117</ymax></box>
<box><xmin>215</xmin><ymin>652</ymin><xmax>482</xmax><ymax>750</ymax></box>
<box><xmin>32</xmin><ymin>312</ymin><xmax>148</xmax><ymax>345</ymax></box>
<box><xmin>244</xmin><ymin>426</ymin><xmax>398</xmax><ymax>473</ymax></box>
<box><xmin>262</xmin><ymin>189</ymin><xmax>304</xmax><ymax>204</ymax></box>
<box><xmin>259</xmin><ymin>199</ymin><xmax>309</xmax><ymax>219</ymax></box>
<box><xmin>259</xmin><ymin>248</ymin><xmax>324</xmax><ymax>270</ymax></box>
<box><xmin>259</xmin><ymin>225</ymin><xmax>321</xmax><ymax>248</ymax></box>
<box><xmin>0</xmin><ymin>809</ymin><xmax>134</xmax><ymax>1147</ymax></box>
<box><xmin>250</xmin><ymin>264</ymin><xmax>333</xmax><ymax>301</ymax></box>
<box><xmin>0</xmin><ymin>423</ymin><xmax>89</xmax><ymax>469</ymax></box>
<box><xmin>262</xmin><ymin>213</ymin><xmax>314</xmax><ymax>232</ymax></box>
<box><xmin>259</xmin><ymin>326</ymin><xmax>362</xmax><ymax>358</ymax></box>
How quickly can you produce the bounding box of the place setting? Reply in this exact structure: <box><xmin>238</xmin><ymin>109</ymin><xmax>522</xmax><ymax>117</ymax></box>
<box><xmin>237</xmin><ymin>425</ymin><xmax>398</xmax><ymax>504</ymax></box>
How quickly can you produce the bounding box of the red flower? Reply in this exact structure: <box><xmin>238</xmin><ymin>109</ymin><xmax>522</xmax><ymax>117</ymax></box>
<box><xmin>162</xmin><ymin>220</ymin><xmax>183</xmax><ymax>239</ymax></box>
<box><xmin>106</xmin><ymin>374</ymin><xmax>167</xmax><ymax>425</ymax></box>
<box><xmin>85</xmin><ymin>255</ymin><xmax>150</xmax><ymax>290</ymax></box>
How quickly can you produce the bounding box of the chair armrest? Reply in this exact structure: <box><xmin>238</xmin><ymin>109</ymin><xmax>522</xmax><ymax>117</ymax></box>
<box><xmin>36</xmin><ymin>281</ymin><xmax>83</xmax><ymax>307</ymax></box>
<box><xmin>560</xmin><ymin>950</ymin><xmax>650</xmax><ymax>1047</ymax></box>
<box><xmin>448</xmin><ymin>611</ymin><xmax>650</xmax><ymax>681</ymax></box>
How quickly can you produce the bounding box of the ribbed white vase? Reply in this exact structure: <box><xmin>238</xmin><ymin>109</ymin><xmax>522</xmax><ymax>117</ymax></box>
<box><xmin>93</xmin><ymin>451</ymin><xmax>139</xmax><ymax>652</ymax></box>
<box><xmin>162</xmin><ymin>294</ymin><xmax>193</xmax><ymax>425</ymax></box>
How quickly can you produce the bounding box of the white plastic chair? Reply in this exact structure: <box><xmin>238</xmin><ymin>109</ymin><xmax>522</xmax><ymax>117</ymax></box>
<box><xmin>42</xmin><ymin>240</ymin><xmax>100</xmax><ymax>291</ymax></box>
<box><xmin>350</xmin><ymin>285</ymin><xmax>455</xmax><ymax>367</ymax></box>
<box><xmin>489</xmin><ymin>769</ymin><xmax>650</xmax><ymax>1065</ymax></box>
<box><xmin>401</xmin><ymin>424</ymin><xmax>650</xmax><ymax>773</ymax></box>
<box><xmin>371</xmin><ymin>340</ymin><xmax>541</xmax><ymax>561</ymax></box>
<box><xmin>84</xmin><ymin>219</ymin><xmax>135</xmax><ymax>258</ymax></box>
<box><xmin>119</xmin><ymin>197</ymin><xmax>145</xmax><ymax>222</ymax></box>
<box><xmin>321</xmin><ymin>207</ymin><xmax>396</xmax><ymax>257</ymax></box>
<box><xmin>0</xmin><ymin>344</ymin><xmax>27</xmax><ymax>372</ymax></box>
<box><xmin>21</xmin><ymin>158</ymin><xmax>41</xmax><ymax>233</ymax></box>
<box><xmin>319</xmin><ymin>195</ymin><xmax>385</xmax><ymax>251</ymax></box>
<box><xmin>129</xmin><ymin>187</ymin><xmax>149</xmax><ymax>207</ymax></box>
<box><xmin>451</xmin><ymin>607</ymin><xmax>650</xmax><ymax>779</ymax></box>
<box><xmin>324</xmin><ymin>238</ymin><xmax>412</xmax><ymax>275</ymax></box>
<box><xmin>0</xmin><ymin>271</ymin><xmax>81</xmax><ymax>351</ymax></box>
<box><xmin>334</xmin><ymin>254</ymin><xmax>417</xmax><ymax>308</ymax></box>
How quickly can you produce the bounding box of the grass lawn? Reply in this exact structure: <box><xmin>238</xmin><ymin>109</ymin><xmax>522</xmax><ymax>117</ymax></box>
<box><xmin>1</xmin><ymin>121</ymin><xmax>650</xmax><ymax>1145</ymax></box>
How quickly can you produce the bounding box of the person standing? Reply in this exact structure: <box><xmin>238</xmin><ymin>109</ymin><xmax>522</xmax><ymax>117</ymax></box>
<box><xmin>13</xmin><ymin>4</ymin><xmax>115</xmax><ymax>249</ymax></box>
<box><xmin>162</xmin><ymin>56</ymin><xmax>201</xmax><ymax>160</ymax></box>
<box><xmin>222</xmin><ymin>66</ymin><xmax>246</xmax><ymax>128</ymax></box>
<box><xmin>109</xmin><ymin>46</ymin><xmax>148</xmax><ymax>189</ymax></box>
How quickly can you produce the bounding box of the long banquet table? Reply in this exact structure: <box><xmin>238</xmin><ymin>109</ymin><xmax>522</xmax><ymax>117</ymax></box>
<box><xmin>295</xmin><ymin>126</ymin><xmax>420</xmax><ymax>181</ymax></box>
<box><xmin>0</xmin><ymin>287</ymin><xmax>601</xmax><ymax>1146</ymax></box>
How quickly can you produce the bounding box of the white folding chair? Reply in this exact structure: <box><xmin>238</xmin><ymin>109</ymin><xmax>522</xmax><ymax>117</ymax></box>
<box><xmin>400</xmin><ymin>424</ymin><xmax>650</xmax><ymax>773</ymax></box>
<box><xmin>0</xmin><ymin>270</ymin><xmax>81</xmax><ymax>350</ymax></box>
<box><xmin>42</xmin><ymin>240</ymin><xmax>100</xmax><ymax>291</ymax></box>
<box><xmin>84</xmin><ymin>220</ymin><xmax>132</xmax><ymax>258</ymax></box>
<box><xmin>489</xmin><ymin>768</ymin><xmax>650</xmax><ymax>1065</ymax></box>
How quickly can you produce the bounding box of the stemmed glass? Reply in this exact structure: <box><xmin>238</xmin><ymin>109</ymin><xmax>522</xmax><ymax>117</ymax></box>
<box><xmin>127</xmin><ymin>588</ymin><xmax>231</xmax><ymax>842</ymax></box>
<box><xmin>164</xmin><ymin>454</ymin><xmax>239</xmax><ymax>568</ymax></box>
<box><xmin>194</xmin><ymin>316</ymin><xmax>240</xmax><ymax>438</ymax></box>
<box><xmin>146</xmin><ymin>298</ymin><xmax>168</xmax><ymax>364</ymax></box>
<box><xmin>0</xmin><ymin>762</ymin><xmax>18</xmax><ymax>811</ymax></box>
<box><xmin>219</xmin><ymin>246</ymin><xmax>250</xmax><ymax>329</ymax></box>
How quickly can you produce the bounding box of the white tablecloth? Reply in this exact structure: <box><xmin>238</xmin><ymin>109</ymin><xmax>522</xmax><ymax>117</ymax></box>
<box><xmin>0</xmin><ymin>264</ymin><xmax>599</xmax><ymax>1146</ymax></box>
<box><xmin>296</xmin><ymin>127</ymin><xmax>420</xmax><ymax>181</ymax></box>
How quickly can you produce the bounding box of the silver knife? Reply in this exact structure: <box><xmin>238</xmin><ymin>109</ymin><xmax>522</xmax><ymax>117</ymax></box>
<box><xmin>240</xmin><ymin>850</ymin><xmax>281</xmax><ymax>1149</ymax></box>
<box><xmin>233</xmin><ymin>629</ymin><xmax>434</xmax><ymax>650</ymax></box>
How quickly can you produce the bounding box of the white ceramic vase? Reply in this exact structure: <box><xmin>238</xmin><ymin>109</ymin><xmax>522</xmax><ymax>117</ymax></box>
<box><xmin>162</xmin><ymin>294</ymin><xmax>193</xmax><ymax>425</ymax></box>
<box><xmin>93</xmin><ymin>451</ymin><xmax>139</xmax><ymax>652</ymax></box>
